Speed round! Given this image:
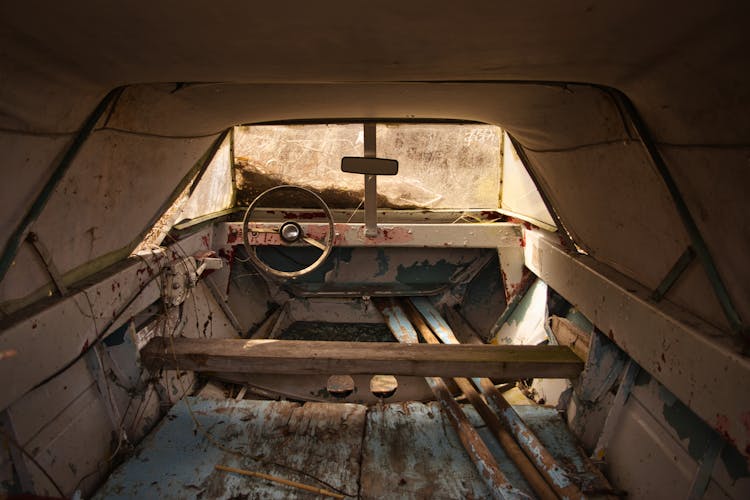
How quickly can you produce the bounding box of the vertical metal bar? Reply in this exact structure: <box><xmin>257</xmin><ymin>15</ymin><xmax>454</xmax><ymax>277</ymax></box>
<box><xmin>203</xmin><ymin>278</ymin><xmax>244</xmax><ymax>336</ymax></box>
<box><xmin>686</xmin><ymin>434</ymin><xmax>723</xmax><ymax>500</ymax></box>
<box><xmin>26</xmin><ymin>232</ymin><xmax>68</xmax><ymax>296</ymax></box>
<box><xmin>0</xmin><ymin>411</ymin><xmax>36</xmax><ymax>493</ymax></box>
<box><xmin>84</xmin><ymin>344</ymin><xmax>125</xmax><ymax>438</ymax></box>
<box><xmin>363</xmin><ymin>123</ymin><xmax>378</xmax><ymax>237</ymax></box>
<box><xmin>651</xmin><ymin>247</ymin><xmax>695</xmax><ymax>301</ymax></box>
<box><xmin>592</xmin><ymin>359</ymin><xmax>640</xmax><ymax>461</ymax></box>
<box><xmin>0</xmin><ymin>87</ymin><xmax>125</xmax><ymax>286</ymax></box>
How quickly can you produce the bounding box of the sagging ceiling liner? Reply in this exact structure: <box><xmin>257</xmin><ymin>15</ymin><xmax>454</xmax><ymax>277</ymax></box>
<box><xmin>0</xmin><ymin>1</ymin><xmax>748</xmax><ymax>331</ymax></box>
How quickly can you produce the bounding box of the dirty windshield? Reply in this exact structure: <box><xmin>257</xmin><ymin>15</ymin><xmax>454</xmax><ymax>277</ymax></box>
<box><xmin>233</xmin><ymin>123</ymin><xmax>502</xmax><ymax>209</ymax></box>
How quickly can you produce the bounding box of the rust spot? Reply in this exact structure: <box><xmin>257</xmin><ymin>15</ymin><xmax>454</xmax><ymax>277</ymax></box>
<box><xmin>379</xmin><ymin>227</ymin><xmax>413</xmax><ymax>244</ymax></box>
<box><xmin>227</xmin><ymin>226</ymin><xmax>241</xmax><ymax>245</ymax></box>
<box><xmin>201</xmin><ymin>235</ymin><xmax>210</xmax><ymax>249</ymax></box>
<box><xmin>741</xmin><ymin>411</ymin><xmax>750</xmax><ymax>433</ymax></box>
<box><xmin>716</xmin><ymin>414</ymin><xmax>736</xmax><ymax>445</ymax></box>
<box><xmin>81</xmin><ymin>339</ymin><xmax>90</xmax><ymax>353</ymax></box>
<box><xmin>281</xmin><ymin>211</ymin><xmax>326</xmax><ymax>220</ymax></box>
<box><xmin>480</xmin><ymin>210</ymin><xmax>504</xmax><ymax>220</ymax></box>
<box><xmin>31</xmin><ymin>321</ymin><xmax>37</xmax><ymax>329</ymax></box>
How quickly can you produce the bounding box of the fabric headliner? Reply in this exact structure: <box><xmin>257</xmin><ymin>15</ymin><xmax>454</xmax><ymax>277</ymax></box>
<box><xmin>0</xmin><ymin>1</ymin><xmax>748</xmax><ymax>330</ymax></box>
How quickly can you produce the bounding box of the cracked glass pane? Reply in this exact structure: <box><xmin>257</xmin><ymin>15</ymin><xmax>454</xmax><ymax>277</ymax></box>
<box><xmin>233</xmin><ymin>123</ymin><xmax>501</xmax><ymax>209</ymax></box>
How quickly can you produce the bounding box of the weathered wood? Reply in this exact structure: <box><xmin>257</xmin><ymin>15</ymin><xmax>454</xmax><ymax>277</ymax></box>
<box><xmin>549</xmin><ymin>316</ymin><xmax>591</xmax><ymax>361</ymax></box>
<box><xmin>404</xmin><ymin>302</ymin><xmax>563</xmax><ymax>500</ymax></box>
<box><xmin>375</xmin><ymin>299</ymin><xmax>524</xmax><ymax>499</ymax></box>
<box><xmin>407</xmin><ymin>298</ymin><xmax>587</xmax><ymax>499</ymax></box>
<box><xmin>452</xmin><ymin>377</ymin><xmax>558</xmax><ymax>500</ymax></box>
<box><xmin>141</xmin><ymin>337</ymin><xmax>584</xmax><ymax>379</ymax></box>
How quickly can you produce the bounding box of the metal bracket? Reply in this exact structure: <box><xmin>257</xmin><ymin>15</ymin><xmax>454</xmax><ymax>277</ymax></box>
<box><xmin>363</xmin><ymin>122</ymin><xmax>378</xmax><ymax>238</ymax></box>
<box><xmin>687</xmin><ymin>434</ymin><xmax>724</xmax><ymax>500</ymax></box>
<box><xmin>651</xmin><ymin>247</ymin><xmax>694</xmax><ymax>302</ymax></box>
<box><xmin>592</xmin><ymin>359</ymin><xmax>640</xmax><ymax>461</ymax></box>
<box><xmin>26</xmin><ymin>232</ymin><xmax>67</xmax><ymax>296</ymax></box>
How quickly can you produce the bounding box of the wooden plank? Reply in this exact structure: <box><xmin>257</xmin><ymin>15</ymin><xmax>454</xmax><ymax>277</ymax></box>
<box><xmin>549</xmin><ymin>316</ymin><xmax>591</xmax><ymax>361</ymax></box>
<box><xmin>141</xmin><ymin>337</ymin><xmax>584</xmax><ymax>379</ymax></box>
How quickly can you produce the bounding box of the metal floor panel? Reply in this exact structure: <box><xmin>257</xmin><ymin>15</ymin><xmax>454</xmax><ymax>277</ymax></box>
<box><xmin>95</xmin><ymin>397</ymin><xmax>596</xmax><ymax>499</ymax></box>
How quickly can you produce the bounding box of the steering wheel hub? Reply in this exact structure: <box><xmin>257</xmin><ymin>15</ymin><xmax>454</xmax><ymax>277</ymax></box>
<box><xmin>279</xmin><ymin>221</ymin><xmax>303</xmax><ymax>243</ymax></box>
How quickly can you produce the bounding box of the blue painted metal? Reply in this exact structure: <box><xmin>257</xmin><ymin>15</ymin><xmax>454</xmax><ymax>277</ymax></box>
<box><xmin>686</xmin><ymin>434</ymin><xmax>724</xmax><ymax>500</ymax></box>
<box><xmin>408</xmin><ymin>297</ymin><xmax>590</xmax><ymax>498</ymax></box>
<box><xmin>593</xmin><ymin>359</ymin><xmax>641</xmax><ymax>461</ymax></box>
<box><xmin>578</xmin><ymin>331</ymin><xmax>628</xmax><ymax>403</ymax></box>
<box><xmin>410</xmin><ymin>297</ymin><xmax>460</xmax><ymax>344</ymax></box>
<box><xmin>95</xmin><ymin>396</ymin><xmax>600</xmax><ymax>499</ymax></box>
<box><xmin>94</xmin><ymin>398</ymin><xmax>365</xmax><ymax>499</ymax></box>
<box><xmin>377</xmin><ymin>299</ymin><xmax>420</xmax><ymax>343</ymax></box>
<box><xmin>515</xmin><ymin>405</ymin><xmax>614</xmax><ymax>494</ymax></box>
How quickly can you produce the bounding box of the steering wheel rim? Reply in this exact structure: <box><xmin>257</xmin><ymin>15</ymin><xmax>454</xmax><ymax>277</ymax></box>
<box><xmin>242</xmin><ymin>185</ymin><xmax>336</xmax><ymax>278</ymax></box>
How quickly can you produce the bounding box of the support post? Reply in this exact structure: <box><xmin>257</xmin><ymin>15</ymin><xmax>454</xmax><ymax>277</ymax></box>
<box><xmin>363</xmin><ymin>123</ymin><xmax>378</xmax><ymax>237</ymax></box>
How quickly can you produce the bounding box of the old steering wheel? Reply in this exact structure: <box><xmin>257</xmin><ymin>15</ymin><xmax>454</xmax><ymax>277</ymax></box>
<box><xmin>242</xmin><ymin>185</ymin><xmax>335</xmax><ymax>278</ymax></box>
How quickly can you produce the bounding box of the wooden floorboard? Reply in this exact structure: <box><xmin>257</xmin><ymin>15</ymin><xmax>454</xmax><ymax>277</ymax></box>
<box><xmin>141</xmin><ymin>337</ymin><xmax>583</xmax><ymax>379</ymax></box>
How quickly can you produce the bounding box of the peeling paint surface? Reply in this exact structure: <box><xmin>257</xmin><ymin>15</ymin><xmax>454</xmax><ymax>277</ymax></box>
<box><xmin>493</xmin><ymin>279</ymin><xmax>548</xmax><ymax>346</ymax></box>
<box><xmin>94</xmin><ymin>398</ymin><xmax>600</xmax><ymax>499</ymax></box>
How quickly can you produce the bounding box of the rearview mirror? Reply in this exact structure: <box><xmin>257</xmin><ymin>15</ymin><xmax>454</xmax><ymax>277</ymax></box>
<box><xmin>341</xmin><ymin>157</ymin><xmax>398</xmax><ymax>175</ymax></box>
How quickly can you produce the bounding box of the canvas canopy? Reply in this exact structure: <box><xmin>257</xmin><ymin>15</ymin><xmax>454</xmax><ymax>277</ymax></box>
<box><xmin>0</xmin><ymin>1</ymin><xmax>747</xmax><ymax>336</ymax></box>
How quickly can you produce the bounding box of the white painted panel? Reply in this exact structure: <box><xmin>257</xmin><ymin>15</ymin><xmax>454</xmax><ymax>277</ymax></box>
<box><xmin>607</xmin><ymin>397</ymin><xmax>695</xmax><ymax>498</ymax></box>
<box><xmin>0</xmin><ymin>133</ymin><xmax>72</xmax><ymax>254</ymax></box>
<box><xmin>179</xmin><ymin>134</ymin><xmax>233</xmax><ymax>220</ymax></box>
<box><xmin>30</xmin><ymin>130</ymin><xmax>216</xmax><ymax>282</ymax></box>
<box><xmin>661</xmin><ymin>146</ymin><xmax>750</xmax><ymax>332</ymax></box>
<box><xmin>527</xmin><ymin>143</ymin><xmax>689</xmax><ymax>288</ymax></box>
<box><xmin>0</xmin><ymin>243</ymin><xmax>56</xmax><ymax>314</ymax></box>
<box><xmin>493</xmin><ymin>279</ymin><xmax>548</xmax><ymax>345</ymax></box>
<box><xmin>500</xmin><ymin>132</ymin><xmax>554</xmax><ymax>227</ymax></box>
<box><xmin>525</xmin><ymin>229</ymin><xmax>750</xmax><ymax>459</ymax></box>
<box><xmin>217</xmin><ymin>221</ymin><xmax>522</xmax><ymax>249</ymax></box>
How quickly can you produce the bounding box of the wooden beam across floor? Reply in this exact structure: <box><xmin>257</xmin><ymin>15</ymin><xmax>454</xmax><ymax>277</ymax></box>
<box><xmin>141</xmin><ymin>337</ymin><xmax>583</xmax><ymax>379</ymax></box>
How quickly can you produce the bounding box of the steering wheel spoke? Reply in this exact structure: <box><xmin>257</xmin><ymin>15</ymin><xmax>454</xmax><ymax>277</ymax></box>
<box><xmin>246</xmin><ymin>226</ymin><xmax>279</xmax><ymax>234</ymax></box>
<box><xmin>302</xmin><ymin>236</ymin><xmax>327</xmax><ymax>251</ymax></box>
